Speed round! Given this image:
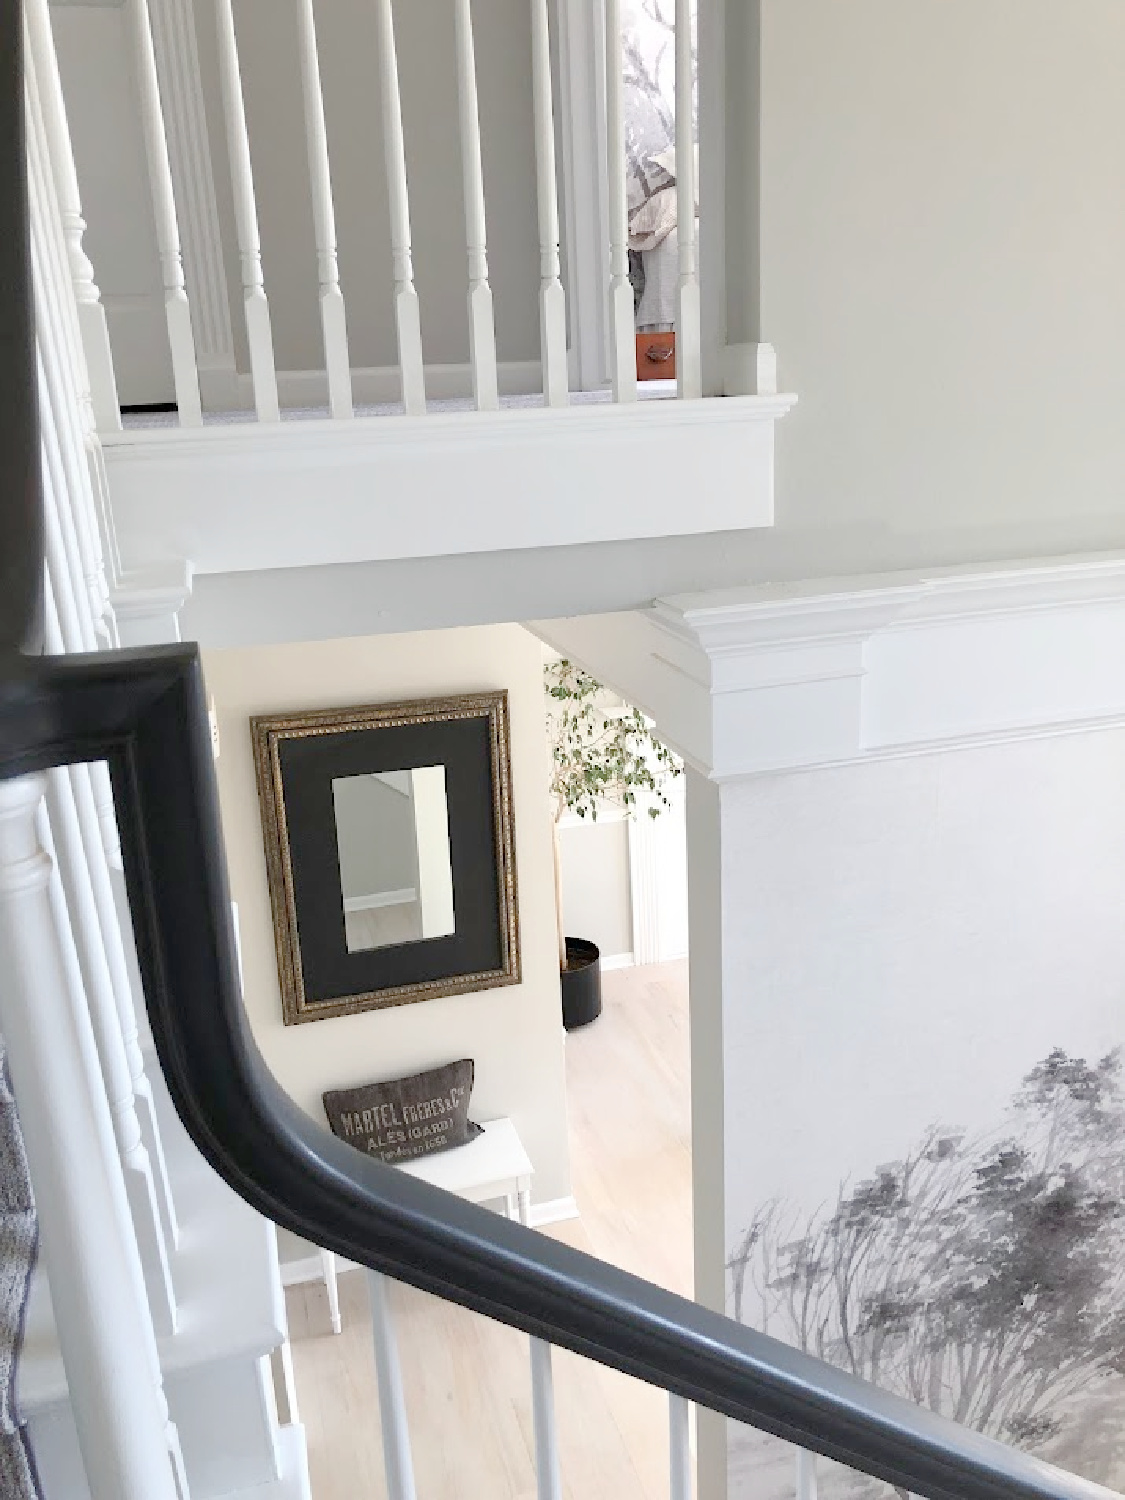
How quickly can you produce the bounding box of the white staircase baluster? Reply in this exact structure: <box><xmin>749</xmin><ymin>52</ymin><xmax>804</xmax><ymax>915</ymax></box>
<box><xmin>213</xmin><ymin>0</ymin><xmax>280</xmax><ymax>422</ymax></box>
<box><xmin>128</xmin><ymin>0</ymin><xmax>203</xmax><ymax>425</ymax></box>
<box><xmin>797</xmin><ymin>1448</ymin><xmax>818</xmax><ymax>1500</ymax></box>
<box><xmin>674</xmin><ymin>0</ymin><xmax>701</xmax><ymax>399</ymax></box>
<box><xmin>25</xmin><ymin>118</ymin><xmax>114</xmax><ymax>643</ymax></box>
<box><xmin>670</xmin><ymin>1392</ymin><xmax>692</xmax><ymax>1500</ymax></box>
<box><xmin>529</xmin><ymin>0</ymin><xmax>568</xmax><ymax>406</ymax></box>
<box><xmin>23</xmin><ymin>0</ymin><xmax>121</xmax><ymax>432</ymax></box>
<box><xmin>530</xmin><ymin>1339</ymin><xmax>563</xmax><ymax>1500</ymax></box>
<box><xmin>296</xmin><ymin>0</ymin><xmax>353</xmax><ymax>419</ymax></box>
<box><xmin>368</xmin><ymin>1271</ymin><xmax>418</xmax><ymax>1500</ymax></box>
<box><xmin>24</xmin><ymin>37</ymin><xmax>122</xmax><ymax>616</ymax></box>
<box><xmin>0</xmin><ymin>776</ymin><xmax>181</xmax><ymax>1500</ymax></box>
<box><xmin>40</xmin><ymin>576</ymin><xmax>179</xmax><ymax>1336</ymax></box>
<box><xmin>454</xmin><ymin>0</ymin><xmax>499</xmax><ymax>411</ymax></box>
<box><xmin>38</xmin><ymin>361</ymin><xmax>182</xmax><ymax>1255</ymax></box>
<box><xmin>373</xmin><ymin>0</ymin><xmax>425</xmax><ymax>414</ymax></box>
<box><xmin>604</xmin><ymin>0</ymin><xmax>636</xmax><ymax>401</ymax></box>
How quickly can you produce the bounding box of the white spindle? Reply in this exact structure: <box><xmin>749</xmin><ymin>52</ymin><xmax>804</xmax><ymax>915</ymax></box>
<box><xmin>797</xmin><ymin>1448</ymin><xmax>818</xmax><ymax>1500</ymax></box>
<box><xmin>530</xmin><ymin>1339</ymin><xmax>562</xmax><ymax>1500</ymax></box>
<box><xmin>41</xmin><ymin>618</ymin><xmax>178</xmax><ymax>1336</ymax></box>
<box><xmin>674</xmin><ymin>0</ymin><xmax>701</xmax><ymax>399</ymax></box>
<box><xmin>39</xmin><ymin>388</ymin><xmax>181</xmax><ymax>1252</ymax></box>
<box><xmin>604</xmin><ymin>0</ymin><xmax>636</xmax><ymax>401</ymax></box>
<box><xmin>373</xmin><ymin>0</ymin><xmax>425</xmax><ymax>414</ymax></box>
<box><xmin>670</xmin><ymin>1393</ymin><xmax>692</xmax><ymax>1500</ymax></box>
<box><xmin>368</xmin><ymin>1271</ymin><xmax>418</xmax><ymax>1500</ymax></box>
<box><xmin>530</xmin><ymin>0</ymin><xmax>567</xmax><ymax>406</ymax></box>
<box><xmin>296</xmin><ymin>0</ymin><xmax>353</xmax><ymax>419</ymax></box>
<box><xmin>26</xmin><ymin>121</ymin><xmax>113</xmax><ymax>641</ymax></box>
<box><xmin>23</xmin><ymin>0</ymin><xmax>121</xmax><ymax>432</ymax></box>
<box><xmin>0</xmin><ymin>777</ymin><xmax>180</xmax><ymax>1500</ymax></box>
<box><xmin>128</xmin><ymin>0</ymin><xmax>203</xmax><ymax>425</ymax></box>
<box><xmin>454</xmin><ymin>0</ymin><xmax>499</xmax><ymax>410</ymax></box>
<box><xmin>26</xmin><ymin>53</ymin><xmax>124</xmax><ymax>611</ymax></box>
<box><xmin>213</xmin><ymin>0</ymin><xmax>280</xmax><ymax>421</ymax></box>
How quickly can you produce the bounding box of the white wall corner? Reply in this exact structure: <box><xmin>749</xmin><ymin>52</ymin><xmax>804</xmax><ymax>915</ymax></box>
<box><xmin>112</xmin><ymin>559</ymin><xmax>193</xmax><ymax>646</ymax></box>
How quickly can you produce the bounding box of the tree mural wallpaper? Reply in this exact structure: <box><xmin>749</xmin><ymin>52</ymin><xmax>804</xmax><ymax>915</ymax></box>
<box><xmin>727</xmin><ymin>1049</ymin><xmax>1125</xmax><ymax>1495</ymax></box>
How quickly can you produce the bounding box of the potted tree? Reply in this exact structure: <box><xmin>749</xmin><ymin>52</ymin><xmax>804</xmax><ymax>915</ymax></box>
<box><xmin>545</xmin><ymin>659</ymin><xmax>682</xmax><ymax>1029</ymax></box>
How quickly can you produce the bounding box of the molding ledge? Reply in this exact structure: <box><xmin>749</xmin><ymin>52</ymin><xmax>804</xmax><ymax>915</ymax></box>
<box><xmin>112</xmin><ymin>560</ymin><xmax>193</xmax><ymax>646</ymax></box>
<box><xmin>535</xmin><ymin>554</ymin><xmax>1125</xmax><ymax>780</ymax></box>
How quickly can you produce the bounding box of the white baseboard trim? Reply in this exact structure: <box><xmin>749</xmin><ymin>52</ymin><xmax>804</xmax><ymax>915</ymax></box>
<box><xmin>279</xmin><ymin>1198</ymin><xmax>582</xmax><ymax>1287</ymax></box>
<box><xmin>528</xmin><ymin>1194</ymin><xmax>580</xmax><ymax>1228</ymax></box>
<box><xmin>600</xmin><ymin>952</ymin><xmax>635</xmax><ymax>971</ymax></box>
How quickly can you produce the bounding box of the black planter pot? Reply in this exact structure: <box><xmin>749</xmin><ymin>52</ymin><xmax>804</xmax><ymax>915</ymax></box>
<box><xmin>561</xmin><ymin>937</ymin><xmax>602</xmax><ymax>1031</ymax></box>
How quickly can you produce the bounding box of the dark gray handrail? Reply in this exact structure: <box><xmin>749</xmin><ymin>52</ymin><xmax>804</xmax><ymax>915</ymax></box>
<box><xmin>0</xmin><ymin>647</ymin><xmax>1113</xmax><ymax>1500</ymax></box>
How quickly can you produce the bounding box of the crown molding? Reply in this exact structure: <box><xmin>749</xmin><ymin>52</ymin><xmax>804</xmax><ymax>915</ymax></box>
<box><xmin>536</xmin><ymin>553</ymin><xmax>1125</xmax><ymax>782</ymax></box>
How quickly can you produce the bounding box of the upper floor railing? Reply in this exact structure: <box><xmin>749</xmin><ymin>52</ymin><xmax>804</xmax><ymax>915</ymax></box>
<box><xmin>31</xmin><ymin>0</ymin><xmax>714</xmax><ymax>431</ymax></box>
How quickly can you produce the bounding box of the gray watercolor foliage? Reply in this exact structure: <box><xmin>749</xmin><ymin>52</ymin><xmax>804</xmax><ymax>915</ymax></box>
<box><xmin>728</xmin><ymin>1049</ymin><xmax>1125</xmax><ymax>1492</ymax></box>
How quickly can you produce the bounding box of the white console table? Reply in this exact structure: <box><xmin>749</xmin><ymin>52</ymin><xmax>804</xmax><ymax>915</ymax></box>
<box><xmin>317</xmin><ymin>1117</ymin><xmax>534</xmax><ymax>1334</ymax></box>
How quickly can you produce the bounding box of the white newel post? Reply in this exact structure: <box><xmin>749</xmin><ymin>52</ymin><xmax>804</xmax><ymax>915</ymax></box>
<box><xmin>453</xmin><ymin>0</ymin><xmax>499</xmax><ymax>411</ymax></box>
<box><xmin>213</xmin><ymin>0</ymin><xmax>280</xmax><ymax>421</ymax></box>
<box><xmin>529</xmin><ymin>0</ymin><xmax>568</xmax><ymax>406</ymax></box>
<box><xmin>0</xmin><ymin>777</ymin><xmax>181</xmax><ymax>1500</ymax></box>
<box><xmin>373</xmin><ymin>0</ymin><xmax>425</xmax><ymax>414</ymax></box>
<box><xmin>296</xmin><ymin>0</ymin><xmax>353</xmax><ymax>419</ymax></box>
<box><xmin>23</xmin><ymin>0</ymin><xmax>121</xmax><ymax>434</ymax></box>
<box><xmin>674</xmin><ymin>0</ymin><xmax>701</xmax><ymax>399</ymax></box>
<box><xmin>128</xmin><ymin>0</ymin><xmax>204</xmax><ymax>425</ymax></box>
<box><xmin>604</xmin><ymin>0</ymin><xmax>636</xmax><ymax>402</ymax></box>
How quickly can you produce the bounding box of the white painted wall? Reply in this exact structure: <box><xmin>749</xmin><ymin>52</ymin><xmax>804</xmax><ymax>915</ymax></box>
<box><xmin>721</xmin><ymin>730</ymin><xmax>1125</xmax><ymax>1496</ymax></box>
<box><xmin>202</xmin><ymin>625</ymin><xmax>572</xmax><ymax>1208</ymax></box>
<box><xmin>758</xmin><ymin>0</ymin><xmax>1125</xmax><ymax>576</ymax></box>
<box><xmin>558</xmin><ymin>814</ymin><xmax>633</xmax><ymax>960</ymax></box>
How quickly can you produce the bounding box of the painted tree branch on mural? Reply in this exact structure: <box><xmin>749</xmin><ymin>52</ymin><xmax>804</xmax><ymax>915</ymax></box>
<box><xmin>729</xmin><ymin>1049</ymin><xmax>1125</xmax><ymax>1465</ymax></box>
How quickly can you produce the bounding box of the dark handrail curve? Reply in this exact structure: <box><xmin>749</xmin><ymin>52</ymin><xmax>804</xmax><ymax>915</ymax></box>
<box><xmin>0</xmin><ymin>645</ymin><xmax>1112</xmax><ymax>1500</ymax></box>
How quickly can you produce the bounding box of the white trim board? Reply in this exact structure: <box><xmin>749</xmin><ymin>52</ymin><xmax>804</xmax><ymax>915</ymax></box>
<box><xmin>535</xmin><ymin>551</ymin><xmax>1125</xmax><ymax>781</ymax></box>
<box><xmin>102</xmin><ymin>394</ymin><xmax>793</xmax><ymax>576</ymax></box>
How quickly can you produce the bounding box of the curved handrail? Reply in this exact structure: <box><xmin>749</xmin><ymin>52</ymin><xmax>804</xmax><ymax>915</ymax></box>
<box><xmin>0</xmin><ymin>645</ymin><xmax>1113</xmax><ymax>1500</ymax></box>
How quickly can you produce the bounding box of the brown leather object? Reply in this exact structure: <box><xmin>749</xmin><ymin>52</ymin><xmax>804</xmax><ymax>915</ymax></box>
<box><xmin>636</xmin><ymin>330</ymin><xmax>676</xmax><ymax>381</ymax></box>
<box><xmin>324</xmin><ymin>1059</ymin><xmax>483</xmax><ymax>1165</ymax></box>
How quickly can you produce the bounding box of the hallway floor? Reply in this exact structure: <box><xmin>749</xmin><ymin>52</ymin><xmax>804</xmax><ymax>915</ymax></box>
<box><xmin>284</xmin><ymin>958</ymin><xmax>692</xmax><ymax>1500</ymax></box>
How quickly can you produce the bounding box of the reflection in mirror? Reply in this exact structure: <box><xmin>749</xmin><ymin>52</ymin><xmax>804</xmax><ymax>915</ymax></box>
<box><xmin>331</xmin><ymin>766</ymin><xmax>456</xmax><ymax>953</ymax></box>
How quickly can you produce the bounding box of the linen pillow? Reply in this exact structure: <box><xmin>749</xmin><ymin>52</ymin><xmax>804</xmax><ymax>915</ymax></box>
<box><xmin>323</xmin><ymin>1059</ymin><xmax>483</xmax><ymax>1165</ymax></box>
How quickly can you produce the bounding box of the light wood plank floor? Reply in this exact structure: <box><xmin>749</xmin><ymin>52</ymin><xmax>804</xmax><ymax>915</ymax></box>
<box><xmin>285</xmin><ymin>959</ymin><xmax>692</xmax><ymax>1500</ymax></box>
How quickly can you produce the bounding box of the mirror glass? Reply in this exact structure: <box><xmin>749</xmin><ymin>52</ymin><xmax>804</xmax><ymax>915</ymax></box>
<box><xmin>331</xmin><ymin>766</ymin><xmax>456</xmax><ymax>953</ymax></box>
